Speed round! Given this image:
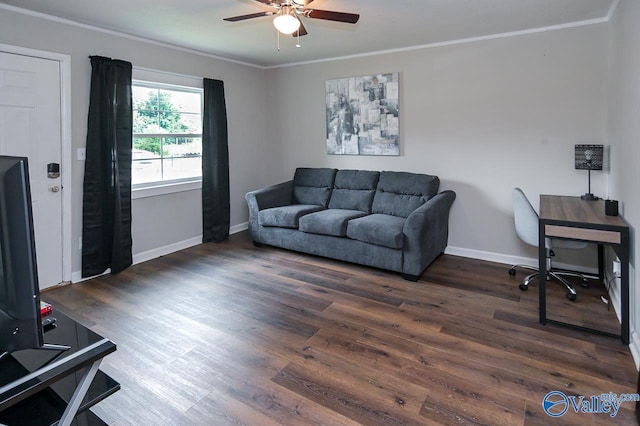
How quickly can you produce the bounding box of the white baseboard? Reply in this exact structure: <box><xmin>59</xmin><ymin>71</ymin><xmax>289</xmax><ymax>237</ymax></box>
<box><xmin>73</xmin><ymin>241</ymin><xmax>595</xmax><ymax>283</ymax></box>
<box><xmin>71</xmin><ymin>222</ymin><xmax>250</xmax><ymax>283</ymax></box>
<box><xmin>70</xmin><ymin>237</ymin><xmax>201</xmax><ymax>283</ymax></box>
<box><xmin>444</xmin><ymin>246</ymin><xmax>599</xmax><ymax>275</ymax></box>
<box><xmin>132</xmin><ymin>236</ymin><xmax>203</xmax><ymax>266</ymax></box>
<box><xmin>70</xmin><ymin>268</ymin><xmax>111</xmax><ymax>284</ymax></box>
<box><xmin>445</xmin><ymin>246</ymin><xmax>534</xmax><ymax>267</ymax></box>
<box><xmin>230</xmin><ymin>221</ymin><xmax>248</xmax><ymax>235</ymax></box>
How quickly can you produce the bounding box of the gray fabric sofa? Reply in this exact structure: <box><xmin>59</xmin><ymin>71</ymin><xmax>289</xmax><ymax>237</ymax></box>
<box><xmin>245</xmin><ymin>168</ymin><xmax>456</xmax><ymax>281</ymax></box>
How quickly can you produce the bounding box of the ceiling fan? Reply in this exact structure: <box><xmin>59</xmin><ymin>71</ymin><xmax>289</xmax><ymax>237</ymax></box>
<box><xmin>224</xmin><ymin>0</ymin><xmax>360</xmax><ymax>37</ymax></box>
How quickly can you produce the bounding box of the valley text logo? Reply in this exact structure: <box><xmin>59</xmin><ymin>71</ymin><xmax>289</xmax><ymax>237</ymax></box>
<box><xmin>542</xmin><ymin>390</ymin><xmax>640</xmax><ymax>418</ymax></box>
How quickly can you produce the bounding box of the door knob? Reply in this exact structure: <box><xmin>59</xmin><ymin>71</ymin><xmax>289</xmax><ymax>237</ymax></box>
<box><xmin>49</xmin><ymin>185</ymin><xmax>60</xmax><ymax>193</ymax></box>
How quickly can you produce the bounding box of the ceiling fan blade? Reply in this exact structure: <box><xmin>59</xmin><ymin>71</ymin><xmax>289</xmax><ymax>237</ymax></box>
<box><xmin>292</xmin><ymin>19</ymin><xmax>308</xmax><ymax>37</ymax></box>
<box><xmin>304</xmin><ymin>9</ymin><xmax>360</xmax><ymax>24</ymax></box>
<box><xmin>252</xmin><ymin>0</ymin><xmax>279</xmax><ymax>5</ymax></box>
<box><xmin>224</xmin><ymin>11</ymin><xmax>274</xmax><ymax>22</ymax></box>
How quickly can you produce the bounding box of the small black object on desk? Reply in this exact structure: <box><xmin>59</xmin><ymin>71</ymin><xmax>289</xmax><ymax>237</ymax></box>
<box><xmin>605</xmin><ymin>199</ymin><xmax>619</xmax><ymax>216</ymax></box>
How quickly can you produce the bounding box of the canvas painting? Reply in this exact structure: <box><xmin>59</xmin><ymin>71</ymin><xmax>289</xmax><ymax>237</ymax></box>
<box><xmin>326</xmin><ymin>72</ymin><xmax>399</xmax><ymax>156</ymax></box>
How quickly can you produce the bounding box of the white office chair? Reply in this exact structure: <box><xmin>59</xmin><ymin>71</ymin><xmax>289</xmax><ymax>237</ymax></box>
<box><xmin>508</xmin><ymin>188</ymin><xmax>589</xmax><ymax>301</ymax></box>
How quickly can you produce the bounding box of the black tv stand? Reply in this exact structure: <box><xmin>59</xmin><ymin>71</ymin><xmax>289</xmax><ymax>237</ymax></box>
<box><xmin>0</xmin><ymin>309</ymin><xmax>119</xmax><ymax>425</ymax></box>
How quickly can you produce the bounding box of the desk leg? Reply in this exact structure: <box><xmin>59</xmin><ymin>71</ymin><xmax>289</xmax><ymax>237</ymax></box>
<box><xmin>58</xmin><ymin>359</ymin><xmax>102</xmax><ymax>426</ymax></box>
<box><xmin>539</xmin><ymin>223</ymin><xmax>547</xmax><ymax>325</ymax></box>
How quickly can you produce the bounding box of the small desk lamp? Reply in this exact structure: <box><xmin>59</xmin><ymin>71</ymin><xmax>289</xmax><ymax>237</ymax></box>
<box><xmin>575</xmin><ymin>144</ymin><xmax>604</xmax><ymax>200</ymax></box>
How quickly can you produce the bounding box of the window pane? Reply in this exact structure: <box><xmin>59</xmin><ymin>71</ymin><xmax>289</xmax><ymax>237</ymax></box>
<box><xmin>133</xmin><ymin>87</ymin><xmax>159</xmax><ymax>112</ymax></box>
<box><xmin>155</xmin><ymin>90</ymin><xmax>177</xmax><ymax>112</ymax></box>
<box><xmin>133</xmin><ymin>110</ymin><xmax>160</xmax><ymax>133</ymax></box>
<box><xmin>133</xmin><ymin>137</ymin><xmax>167</xmax><ymax>157</ymax></box>
<box><xmin>162</xmin><ymin>89</ymin><xmax>201</xmax><ymax>113</ymax></box>
<box><xmin>158</xmin><ymin>111</ymin><xmax>192</xmax><ymax>134</ymax></box>
<box><xmin>162</xmin><ymin>155</ymin><xmax>202</xmax><ymax>181</ymax></box>
<box><xmin>132</xmin><ymin>81</ymin><xmax>203</xmax><ymax>186</ymax></box>
<box><xmin>131</xmin><ymin>149</ymin><xmax>162</xmax><ymax>185</ymax></box>
<box><xmin>164</xmin><ymin>137</ymin><xmax>202</xmax><ymax>180</ymax></box>
<box><xmin>165</xmin><ymin>137</ymin><xmax>202</xmax><ymax>157</ymax></box>
<box><xmin>179</xmin><ymin>113</ymin><xmax>202</xmax><ymax>134</ymax></box>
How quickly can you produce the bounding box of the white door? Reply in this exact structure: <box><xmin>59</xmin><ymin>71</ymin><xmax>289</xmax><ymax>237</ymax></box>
<box><xmin>0</xmin><ymin>51</ymin><xmax>63</xmax><ymax>290</ymax></box>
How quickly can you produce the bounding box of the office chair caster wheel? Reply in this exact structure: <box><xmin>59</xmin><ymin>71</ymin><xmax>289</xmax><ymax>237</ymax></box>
<box><xmin>519</xmin><ymin>283</ymin><xmax>528</xmax><ymax>291</ymax></box>
<box><xmin>566</xmin><ymin>292</ymin><xmax>577</xmax><ymax>301</ymax></box>
<box><xmin>508</xmin><ymin>268</ymin><xmax>516</xmax><ymax>276</ymax></box>
<box><xmin>580</xmin><ymin>279</ymin><xmax>589</xmax><ymax>288</ymax></box>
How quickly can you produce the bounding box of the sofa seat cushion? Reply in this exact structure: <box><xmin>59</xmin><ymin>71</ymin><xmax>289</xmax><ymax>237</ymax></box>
<box><xmin>299</xmin><ymin>209</ymin><xmax>368</xmax><ymax>237</ymax></box>
<box><xmin>259</xmin><ymin>205</ymin><xmax>324</xmax><ymax>229</ymax></box>
<box><xmin>346</xmin><ymin>214</ymin><xmax>406</xmax><ymax>249</ymax></box>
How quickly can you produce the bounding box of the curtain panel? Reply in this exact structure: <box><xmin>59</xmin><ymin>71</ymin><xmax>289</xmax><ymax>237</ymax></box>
<box><xmin>202</xmin><ymin>78</ymin><xmax>230</xmax><ymax>243</ymax></box>
<box><xmin>81</xmin><ymin>56</ymin><xmax>133</xmax><ymax>277</ymax></box>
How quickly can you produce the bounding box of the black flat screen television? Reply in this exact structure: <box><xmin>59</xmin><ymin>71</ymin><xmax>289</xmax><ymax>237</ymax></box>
<box><xmin>0</xmin><ymin>155</ymin><xmax>44</xmax><ymax>354</ymax></box>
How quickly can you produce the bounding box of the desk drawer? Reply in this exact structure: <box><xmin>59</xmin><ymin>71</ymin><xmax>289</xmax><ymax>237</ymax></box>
<box><xmin>545</xmin><ymin>225</ymin><xmax>621</xmax><ymax>244</ymax></box>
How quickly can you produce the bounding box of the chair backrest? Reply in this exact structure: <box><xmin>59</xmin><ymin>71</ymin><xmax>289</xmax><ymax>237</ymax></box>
<box><xmin>512</xmin><ymin>187</ymin><xmax>540</xmax><ymax>247</ymax></box>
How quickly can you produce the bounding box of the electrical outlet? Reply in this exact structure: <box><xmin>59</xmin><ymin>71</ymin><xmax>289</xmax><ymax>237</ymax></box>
<box><xmin>613</xmin><ymin>259</ymin><xmax>621</xmax><ymax>276</ymax></box>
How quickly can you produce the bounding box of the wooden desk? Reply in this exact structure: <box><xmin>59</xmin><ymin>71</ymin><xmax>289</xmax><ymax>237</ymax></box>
<box><xmin>538</xmin><ymin>195</ymin><xmax>630</xmax><ymax>344</ymax></box>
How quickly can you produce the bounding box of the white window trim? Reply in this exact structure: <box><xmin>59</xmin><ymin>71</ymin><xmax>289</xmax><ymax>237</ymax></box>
<box><xmin>131</xmin><ymin>68</ymin><xmax>204</xmax><ymax>196</ymax></box>
<box><xmin>132</xmin><ymin>179</ymin><xmax>202</xmax><ymax>200</ymax></box>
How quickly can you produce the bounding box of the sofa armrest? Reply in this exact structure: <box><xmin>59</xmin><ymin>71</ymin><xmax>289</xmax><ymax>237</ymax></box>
<box><xmin>245</xmin><ymin>180</ymin><xmax>293</xmax><ymax>242</ymax></box>
<box><xmin>402</xmin><ymin>190</ymin><xmax>456</xmax><ymax>278</ymax></box>
<box><xmin>246</xmin><ymin>180</ymin><xmax>294</xmax><ymax>211</ymax></box>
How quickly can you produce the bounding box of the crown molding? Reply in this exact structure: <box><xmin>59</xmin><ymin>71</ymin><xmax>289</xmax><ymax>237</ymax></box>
<box><xmin>1</xmin><ymin>2</ymin><xmax>618</xmax><ymax>71</ymax></box>
<box><xmin>267</xmin><ymin>15</ymin><xmax>613</xmax><ymax>69</ymax></box>
<box><xmin>0</xmin><ymin>3</ymin><xmax>264</xmax><ymax>69</ymax></box>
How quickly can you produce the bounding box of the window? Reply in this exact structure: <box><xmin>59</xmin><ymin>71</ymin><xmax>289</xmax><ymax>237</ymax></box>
<box><xmin>132</xmin><ymin>81</ymin><xmax>203</xmax><ymax>187</ymax></box>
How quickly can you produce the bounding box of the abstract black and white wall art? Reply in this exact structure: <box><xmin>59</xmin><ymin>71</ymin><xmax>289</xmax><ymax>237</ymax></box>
<box><xmin>325</xmin><ymin>72</ymin><xmax>399</xmax><ymax>156</ymax></box>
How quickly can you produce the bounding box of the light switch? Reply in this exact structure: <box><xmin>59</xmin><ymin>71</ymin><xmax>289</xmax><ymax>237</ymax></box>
<box><xmin>77</xmin><ymin>148</ymin><xmax>86</xmax><ymax>161</ymax></box>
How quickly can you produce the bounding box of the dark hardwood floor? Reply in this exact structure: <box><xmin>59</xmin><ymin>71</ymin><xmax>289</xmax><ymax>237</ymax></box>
<box><xmin>43</xmin><ymin>232</ymin><xmax>638</xmax><ymax>425</ymax></box>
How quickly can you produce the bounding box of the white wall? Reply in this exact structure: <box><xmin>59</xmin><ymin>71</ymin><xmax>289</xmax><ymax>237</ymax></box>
<box><xmin>607</xmin><ymin>0</ymin><xmax>640</xmax><ymax>366</ymax></box>
<box><xmin>0</xmin><ymin>8</ymin><xmax>274</xmax><ymax>278</ymax></box>
<box><xmin>264</xmin><ymin>24</ymin><xmax>609</xmax><ymax>266</ymax></box>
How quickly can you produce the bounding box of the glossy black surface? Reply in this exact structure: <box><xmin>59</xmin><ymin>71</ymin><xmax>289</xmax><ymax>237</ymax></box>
<box><xmin>0</xmin><ymin>308</ymin><xmax>119</xmax><ymax>425</ymax></box>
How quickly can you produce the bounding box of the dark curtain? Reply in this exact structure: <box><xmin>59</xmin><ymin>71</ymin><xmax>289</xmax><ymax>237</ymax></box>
<box><xmin>81</xmin><ymin>56</ymin><xmax>133</xmax><ymax>277</ymax></box>
<box><xmin>202</xmin><ymin>78</ymin><xmax>230</xmax><ymax>243</ymax></box>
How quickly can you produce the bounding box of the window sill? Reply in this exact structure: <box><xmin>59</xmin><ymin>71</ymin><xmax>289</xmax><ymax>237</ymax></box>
<box><xmin>132</xmin><ymin>179</ymin><xmax>202</xmax><ymax>200</ymax></box>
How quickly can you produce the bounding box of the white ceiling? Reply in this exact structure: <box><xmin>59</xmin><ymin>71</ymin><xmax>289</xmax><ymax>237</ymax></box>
<box><xmin>1</xmin><ymin>0</ymin><xmax>615</xmax><ymax>68</ymax></box>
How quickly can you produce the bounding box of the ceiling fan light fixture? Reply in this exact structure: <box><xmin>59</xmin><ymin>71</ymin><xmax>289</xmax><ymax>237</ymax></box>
<box><xmin>273</xmin><ymin>9</ymin><xmax>300</xmax><ymax>34</ymax></box>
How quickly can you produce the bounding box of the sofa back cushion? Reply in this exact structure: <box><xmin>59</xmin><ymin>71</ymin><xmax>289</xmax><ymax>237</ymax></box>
<box><xmin>371</xmin><ymin>171</ymin><xmax>440</xmax><ymax>218</ymax></box>
<box><xmin>292</xmin><ymin>168</ymin><xmax>338</xmax><ymax>207</ymax></box>
<box><xmin>328</xmin><ymin>170</ymin><xmax>380</xmax><ymax>212</ymax></box>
